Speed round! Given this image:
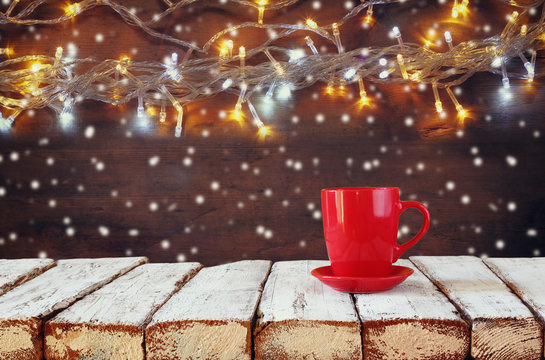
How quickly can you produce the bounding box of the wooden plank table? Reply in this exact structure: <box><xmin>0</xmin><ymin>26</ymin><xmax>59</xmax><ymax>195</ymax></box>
<box><xmin>0</xmin><ymin>258</ymin><xmax>55</xmax><ymax>296</ymax></box>
<box><xmin>411</xmin><ymin>256</ymin><xmax>543</xmax><ymax>360</ymax></box>
<box><xmin>44</xmin><ymin>263</ymin><xmax>201</xmax><ymax>360</ymax></box>
<box><xmin>145</xmin><ymin>260</ymin><xmax>271</xmax><ymax>360</ymax></box>
<box><xmin>484</xmin><ymin>257</ymin><xmax>545</xmax><ymax>357</ymax></box>
<box><xmin>0</xmin><ymin>256</ymin><xmax>544</xmax><ymax>360</ymax></box>
<box><xmin>354</xmin><ymin>259</ymin><xmax>470</xmax><ymax>360</ymax></box>
<box><xmin>0</xmin><ymin>257</ymin><xmax>147</xmax><ymax>360</ymax></box>
<box><xmin>254</xmin><ymin>260</ymin><xmax>362</xmax><ymax>360</ymax></box>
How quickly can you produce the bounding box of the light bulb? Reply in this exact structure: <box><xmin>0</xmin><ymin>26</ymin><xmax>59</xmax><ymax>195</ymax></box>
<box><xmin>344</xmin><ymin>68</ymin><xmax>357</xmax><ymax>80</ymax></box>
<box><xmin>222</xmin><ymin>78</ymin><xmax>233</xmax><ymax>89</ymax></box>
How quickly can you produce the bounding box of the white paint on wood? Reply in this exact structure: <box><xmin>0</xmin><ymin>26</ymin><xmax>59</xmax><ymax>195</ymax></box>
<box><xmin>254</xmin><ymin>260</ymin><xmax>362</xmax><ymax>360</ymax></box>
<box><xmin>484</xmin><ymin>258</ymin><xmax>545</xmax><ymax>323</ymax></box>
<box><xmin>146</xmin><ymin>260</ymin><xmax>271</xmax><ymax>360</ymax></box>
<box><xmin>411</xmin><ymin>256</ymin><xmax>542</xmax><ymax>360</ymax></box>
<box><xmin>0</xmin><ymin>257</ymin><xmax>147</xmax><ymax>360</ymax></box>
<box><xmin>484</xmin><ymin>257</ymin><xmax>545</xmax><ymax>357</ymax></box>
<box><xmin>0</xmin><ymin>258</ymin><xmax>56</xmax><ymax>296</ymax></box>
<box><xmin>45</xmin><ymin>263</ymin><xmax>201</xmax><ymax>360</ymax></box>
<box><xmin>355</xmin><ymin>259</ymin><xmax>469</xmax><ymax>360</ymax></box>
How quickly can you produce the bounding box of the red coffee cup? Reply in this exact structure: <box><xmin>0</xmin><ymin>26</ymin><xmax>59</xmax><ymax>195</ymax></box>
<box><xmin>321</xmin><ymin>187</ymin><xmax>430</xmax><ymax>277</ymax></box>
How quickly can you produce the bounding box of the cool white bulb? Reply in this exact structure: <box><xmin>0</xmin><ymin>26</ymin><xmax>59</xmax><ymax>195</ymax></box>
<box><xmin>344</xmin><ymin>68</ymin><xmax>357</xmax><ymax>80</ymax></box>
<box><xmin>222</xmin><ymin>78</ymin><xmax>233</xmax><ymax>89</ymax></box>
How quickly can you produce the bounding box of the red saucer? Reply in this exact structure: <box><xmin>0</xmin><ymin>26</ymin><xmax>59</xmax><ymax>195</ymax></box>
<box><xmin>311</xmin><ymin>265</ymin><xmax>414</xmax><ymax>293</ymax></box>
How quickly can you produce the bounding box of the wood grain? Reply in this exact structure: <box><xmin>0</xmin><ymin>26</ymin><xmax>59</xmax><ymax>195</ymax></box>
<box><xmin>145</xmin><ymin>260</ymin><xmax>271</xmax><ymax>360</ymax></box>
<box><xmin>354</xmin><ymin>259</ymin><xmax>469</xmax><ymax>360</ymax></box>
<box><xmin>483</xmin><ymin>257</ymin><xmax>545</xmax><ymax>356</ymax></box>
<box><xmin>44</xmin><ymin>262</ymin><xmax>201</xmax><ymax>360</ymax></box>
<box><xmin>411</xmin><ymin>256</ymin><xmax>542</xmax><ymax>360</ymax></box>
<box><xmin>0</xmin><ymin>258</ymin><xmax>56</xmax><ymax>296</ymax></box>
<box><xmin>0</xmin><ymin>257</ymin><xmax>147</xmax><ymax>360</ymax></box>
<box><xmin>254</xmin><ymin>260</ymin><xmax>362</xmax><ymax>360</ymax></box>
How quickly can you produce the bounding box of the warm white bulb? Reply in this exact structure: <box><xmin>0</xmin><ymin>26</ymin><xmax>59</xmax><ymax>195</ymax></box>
<box><xmin>379</xmin><ymin>70</ymin><xmax>389</xmax><ymax>79</ymax></box>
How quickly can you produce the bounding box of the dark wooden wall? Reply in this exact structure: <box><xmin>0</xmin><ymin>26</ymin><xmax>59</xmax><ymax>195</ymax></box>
<box><xmin>0</xmin><ymin>0</ymin><xmax>544</xmax><ymax>265</ymax></box>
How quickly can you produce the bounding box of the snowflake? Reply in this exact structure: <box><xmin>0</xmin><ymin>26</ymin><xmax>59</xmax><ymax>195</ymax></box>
<box><xmin>148</xmin><ymin>156</ymin><xmax>160</xmax><ymax>167</ymax></box>
<box><xmin>98</xmin><ymin>226</ymin><xmax>110</xmax><ymax>237</ymax></box>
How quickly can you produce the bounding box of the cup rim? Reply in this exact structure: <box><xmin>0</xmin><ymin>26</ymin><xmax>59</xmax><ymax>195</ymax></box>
<box><xmin>321</xmin><ymin>186</ymin><xmax>399</xmax><ymax>192</ymax></box>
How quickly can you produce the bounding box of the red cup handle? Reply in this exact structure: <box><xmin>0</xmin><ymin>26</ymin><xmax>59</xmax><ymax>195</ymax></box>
<box><xmin>393</xmin><ymin>201</ymin><xmax>430</xmax><ymax>262</ymax></box>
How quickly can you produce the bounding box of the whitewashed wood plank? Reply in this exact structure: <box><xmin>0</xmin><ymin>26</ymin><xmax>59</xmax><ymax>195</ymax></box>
<box><xmin>146</xmin><ymin>260</ymin><xmax>271</xmax><ymax>360</ymax></box>
<box><xmin>411</xmin><ymin>256</ymin><xmax>542</xmax><ymax>360</ymax></box>
<box><xmin>0</xmin><ymin>258</ymin><xmax>56</xmax><ymax>296</ymax></box>
<box><xmin>44</xmin><ymin>262</ymin><xmax>201</xmax><ymax>360</ymax></box>
<box><xmin>484</xmin><ymin>257</ymin><xmax>545</xmax><ymax>357</ymax></box>
<box><xmin>354</xmin><ymin>259</ymin><xmax>469</xmax><ymax>360</ymax></box>
<box><xmin>254</xmin><ymin>260</ymin><xmax>362</xmax><ymax>360</ymax></box>
<box><xmin>0</xmin><ymin>257</ymin><xmax>147</xmax><ymax>360</ymax></box>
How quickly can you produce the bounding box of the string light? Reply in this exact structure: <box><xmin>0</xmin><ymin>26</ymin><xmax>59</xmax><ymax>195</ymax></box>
<box><xmin>304</xmin><ymin>36</ymin><xmax>319</xmax><ymax>55</ymax></box>
<box><xmin>501</xmin><ymin>59</ymin><xmax>510</xmax><ymax>89</ymax></box>
<box><xmin>332</xmin><ymin>23</ymin><xmax>343</xmax><ymax>53</ymax></box>
<box><xmin>445</xmin><ymin>87</ymin><xmax>466</xmax><ymax>120</ymax></box>
<box><xmin>392</xmin><ymin>26</ymin><xmax>403</xmax><ymax>45</ymax></box>
<box><xmin>137</xmin><ymin>95</ymin><xmax>145</xmax><ymax>118</ymax></box>
<box><xmin>444</xmin><ymin>31</ymin><xmax>453</xmax><ymax>50</ymax></box>
<box><xmin>265</xmin><ymin>79</ymin><xmax>277</xmax><ymax>100</ymax></box>
<box><xmin>459</xmin><ymin>0</ymin><xmax>469</xmax><ymax>14</ymax></box>
<box><xmin>358</xmin><ymin>76</ymin><xmax>370</xmax><ymax>106</ymax></box>
<box><xmin>258</xmin><ymin>0</ymin><xmax>266</xmax><ymax>25</ymax></box>
<box><xmin>222</xmin><ymin>78</ymin><xmax>233</xmax><ymax>89</ymax></box>
<box><xmin>344</xmin><ymin>68</ymin><xmax>357</xmax><ymax>80</ymax></box>
<box><xmin>235</xmin><ymin>82</ymin><xmax>247</xmax><ymax>114</ymax></box>
<box><xmin>396</xmin><ymin>54</ymin><xmax>408</xmax><ymax>80</ymax></box>
<box><xmin>277</xmin><ymin>84</ymin><xmax>292</xmax><ymax>99</ymax></box>
<box><xmin>306</xmin><ymin>19</ymin><xmax>318</xmax><ymax>29</ymax></box>
<box><xmin>239</xmin><ymin>46</ymin><xmax>246</xmax><ymax>77</ymax></box>
<box><xmin>0</xmin><ymin>48</ymin><xmax>13</xmax><ymax>56</ymax></box>
<box><xmin>166</xmin><ymin>52</ymin><xmax>181</xmax><ymax>81</ymax></box>
<box><xmin>225</xmin><ymin>40</ymin><xmax>234</xmax><ymax>58</ymax></box>
<box><xmin>0</xmin><ymin>110</ymin><xmax>20</xmax><ymax>132</ymax></box>
<box><xmin>264</xmin><ymin>49</ymin><xmax>284</xmax><ymax>75</ymax></box>
<box><xmin>452</xmin><ymin>0</ymin><xmax>459</xmax><ymax>18</ymax></box>
<box><xmin>159</xmin><ymin>105</ymin><xmax>167</xmax><ymax>123</ymax></box>
<box><xmin>247</xmin><ymin>101</ymin><xmax>266</xmax><ymax>131</ymax></box>
<box><xmin>432</xmin><ymin>83</ymin><xmax>443</xmax><ymax>113</ymax></box>
<box><xmin>519</xmin><ymin>53</ymin><xmax>535</xmax><ymax>81</ymax></box>
<box><xmin>0</xmin><ymin>0</ymin><xmax>543</xmax><ymax>137</ymax></box>
<box><xmin>379</xmin><ymin>69</ymin><xmax>394</xmax><ymax>79</ymax></box>
<box><xmin>65</xmin><ymin>3</ymin><xmax>81</xmax><ymax>17</ymax></box>
<box><xmin>288</xmin><ymin>48</ymin><xmax>306</xmax><ymax>62</ymax></box>
<box><xmin>365</xmin><ymin>2</ymin><xmax>373</xmax><ymax>23</ymax></box>
<box><xmin>529</xmin><ymin>50</ymin><xmax>537</xmax><ymax>82</ymax></box>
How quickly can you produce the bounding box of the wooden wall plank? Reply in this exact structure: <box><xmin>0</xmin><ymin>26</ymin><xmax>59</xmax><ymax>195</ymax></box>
<box><xmin>145</xmin><ymin>260</ymin><xmax>271</xmax><ymax>360</ymax></box>
<box><xmin>411</xmin><ymin>256</ymin><xmax>542</xmax><ymax>360</ymax></box>
<box><xmin>254</xmin><ymin>260</ymin><xmax>362</xmax><ymax>360</ymax></box>
<box><xmin>0</xmin><ymin>258</ymin><xmax>56</xmax><ymax>296</ymax></box>
<box><xmin>44</xmin><ymin>262</ymin><xmax>201</xmax><ymax>360</ymax></box>
<box><xmin>0</xmin><ymin>257</ymin><xmax>147</xmax><ymax>360</ymax></box>
<box><xmin>483</xmin><ymin>257</ymin><xmax>545</xmax><ymax>356</ymax></box>
<box><xmin>354</xmin><ymin>259</ymin><xmax>469</xmax><ymax>360</ymax></box>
